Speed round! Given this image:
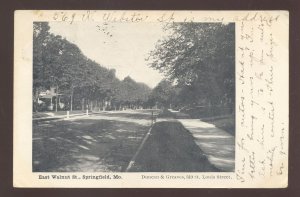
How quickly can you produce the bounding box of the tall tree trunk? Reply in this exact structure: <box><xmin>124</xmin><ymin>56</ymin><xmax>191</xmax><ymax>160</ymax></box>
<box><xmin>70</xmin><ymin>87</ymin><xmax>73</xmax><ymax>112</ymax></box>
<box><xmin>55</xmin><ymin>85</ymin><xmax>58</xmax><ymax>112</ymax></box>
<box><xmin>82</xmin><ymin>98</ymin><xmax>84</xmax><ymax>111</ymax></box>
<box><xmin>34</xmin><ymin>88</ymin><xmax>39</xmax><ymax>112</ymax></box>
<box><xmin>102</xmin><ymin>99</ymin><xmax>105</xmax><ymax>111</ymax></box>
<box><xmin>98</xmin><ymin>99</ymin><xmax>101</xmax><ymax>112</ymax></box>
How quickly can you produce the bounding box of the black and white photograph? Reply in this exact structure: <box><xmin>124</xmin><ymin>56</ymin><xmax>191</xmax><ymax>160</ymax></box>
<box><xmin>32</xmin><ymin>20</ymin><xmax>235</xmax><ymax>173</ymax></box>
<box><xmin>13</xmin><ymin>10</ymin><xmax>288</xmax><ymax>188</ymax></box>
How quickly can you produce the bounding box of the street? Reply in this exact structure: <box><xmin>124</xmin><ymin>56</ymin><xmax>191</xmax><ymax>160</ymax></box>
<box><xmin>33</xmin><ymin>110</ymin><xmax>154</xmax><ymax>172</ymax></box>
<box><xmin>33</xmin><ymin>109</ymin><xmax>234</xmax><ymax>172</ymax></box>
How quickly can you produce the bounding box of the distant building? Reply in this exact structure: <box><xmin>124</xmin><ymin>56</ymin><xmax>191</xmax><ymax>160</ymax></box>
<box><xmin>38</xmin><ymin>86</ymin><xmax>64</xmax><ymax>111</ymax></box>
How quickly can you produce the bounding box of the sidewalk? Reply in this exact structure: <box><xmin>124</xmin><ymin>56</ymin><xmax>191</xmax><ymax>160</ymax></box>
<box><xmin>165</xmin><ymin>110</ymin><xmax>235</xmax><ymax>171</ymax></box>
<box><xmin>33</xmin><ymin>110</ymin><xmax>90</xmax><ymax>121</ymax></box>
<box><xmin>177</xmin><ymin>119</ymin><xmax>235</xmax><ymax>172</ymax></box>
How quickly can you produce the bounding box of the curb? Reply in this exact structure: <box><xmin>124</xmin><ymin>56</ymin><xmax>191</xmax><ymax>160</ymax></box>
<box><xmin>125</xmin><ymin>125</ymin><xmax>154</xmax><ymax>172</ymax></box>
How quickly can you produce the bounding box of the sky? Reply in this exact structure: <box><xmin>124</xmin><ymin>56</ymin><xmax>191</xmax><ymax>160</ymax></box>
<box><xmin>49</xmin><ymin>22</ymin><xmax>167</xmax><ymax>88</ymax></box>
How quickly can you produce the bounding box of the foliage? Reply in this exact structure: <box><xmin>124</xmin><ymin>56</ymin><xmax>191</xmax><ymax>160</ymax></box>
<box><xmin>148</xmin><ymin>79</ymin><xmax>176</xmax><ymax>108</ymax></box>
<box><xmin>114</xmin><ymin>76</ymin><xmax>151</xmax><ymax>107</ymax></box>
<box><xmin>147</xmin><ymin>23</ymin><xmax>235</xmax><ymax>111</ymax></box>
<box><xmin>33</xmin><ymin>22</ymin><xmax>151</xmax><ymax>111</ymax></box>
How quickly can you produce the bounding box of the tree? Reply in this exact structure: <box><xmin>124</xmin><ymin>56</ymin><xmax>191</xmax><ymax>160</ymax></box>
<box><xmin>33</xmin><ymin>22</ymin><xmax>152</xmax><ymax>112</ymax></box>
<box><xmin>33</xmin><ymin>22</ymin><xmax>91</xmax><ymax>111</ymax></box>
<box><xmin>33</xmin><ymin>22</ymin><xmax>123</xmax><ymax>111</ymax></box>
<box><xmin>114</xmin><ymin>76</ymin><xmax>151</xmax><ymax>109</ymax></box>
<box><xmin>147</xmin><ymin>23</ymin><xmax>235</xmax><ymax>111</ymax></box>
<box><xmin>148</xmin><ymin>79</ymin><xmax>175</xmax><ymax>108</ymax></box>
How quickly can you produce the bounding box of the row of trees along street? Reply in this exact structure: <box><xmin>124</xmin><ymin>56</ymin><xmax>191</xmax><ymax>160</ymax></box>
<box><xmin>147</xmin><ymin>23</ymin><xmax>235</xmax><ymax>118</ymax></box>
<box><xmin>33</xmin><ymin>22</ymin><xmax>151</xmax><ymax>112</ymax></box>
<box><xmin>33</xmin><ymin>22</ymin><xmax>235</xmax><ymax>119</ymax></box>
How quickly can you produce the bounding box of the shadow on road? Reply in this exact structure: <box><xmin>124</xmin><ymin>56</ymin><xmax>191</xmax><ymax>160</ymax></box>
<box><xmin>33</xmin><ymin>118</ymin><xmax>150</xmax><ymax>172</ymax></box>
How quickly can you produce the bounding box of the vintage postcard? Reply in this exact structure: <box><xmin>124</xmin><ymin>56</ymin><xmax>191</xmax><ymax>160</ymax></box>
<box><xmin>14</xmin><ymin>10</ymin><xmax>288</xmax><ymax>188</ymax></box>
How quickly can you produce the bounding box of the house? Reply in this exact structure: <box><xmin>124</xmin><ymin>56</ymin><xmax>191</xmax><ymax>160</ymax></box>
<box><xmin>38</xmin><ymin>86</ymin><xmax>64</xmax><ymax>111</ymax></box>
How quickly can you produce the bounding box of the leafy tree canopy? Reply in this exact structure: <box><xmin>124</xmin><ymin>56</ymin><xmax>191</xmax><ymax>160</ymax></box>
<box><xmin>147</xmin><ymin>23</ymin><xmax>235</xmax><ymax>108</ymax></box>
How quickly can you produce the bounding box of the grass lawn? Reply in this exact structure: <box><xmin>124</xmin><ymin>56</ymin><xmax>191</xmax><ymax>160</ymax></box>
<box><xmin>128</xmin><ymin>121</ymin><xmax>219</xmax><ymax>172</ymax></box>
<box><xmin>166</xmin><ymin>109</ymin><xmax>235</xmax><ymax>136</ymax></box>
<box><xmin>204</xmin><ymin>115</ymin><xmax>235</xmax><ymax>136</ymax></box>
